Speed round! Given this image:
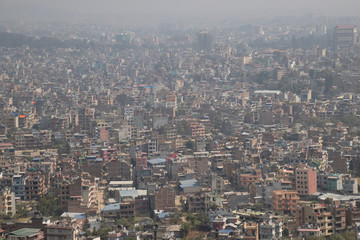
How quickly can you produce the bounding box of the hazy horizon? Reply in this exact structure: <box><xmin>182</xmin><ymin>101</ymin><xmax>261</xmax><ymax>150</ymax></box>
<box><xmin>1</xmin><ymin>0</ymin><xmax>360</xmax><ymax>21</ymax></box>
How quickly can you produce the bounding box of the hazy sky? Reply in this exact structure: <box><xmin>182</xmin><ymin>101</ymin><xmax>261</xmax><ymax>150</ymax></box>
<box><xmin>1</xmin><ymin>0</ymin><xmax>360</xmax><ymax>24</ymax></box>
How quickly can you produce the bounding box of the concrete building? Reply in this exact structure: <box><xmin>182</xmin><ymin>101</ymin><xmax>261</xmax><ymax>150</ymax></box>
<box><xmin>252</xmin><ymin>180</ymin><xmax>292</xmax><ymax>208</ymax></box>
<box><xmin>187</xmin><ymin>194</ymin><xmax>206</xmax><ymax>213</ymax></box>
<box><xmin>197</xmin><ymin>30</ymin><xmax>214</xmax><ymax>52</ymax></box>
<box><xmin>25</xmin><ymin>171</ymin><xmax>47</xmax><ymax>201</ymax></box>
<box><xmin>296</xmin><ymin>203</ymin><xmax>346</xmax><ymax>237</ymax></box>
<box><xmin>102</xmin><ymin>201</ymin><xmax>135</xmax><ymax>219</ymax></box>
<box><xmin>327</xmin><ymin>174</ymin><xmax>343</xmax><ymax>192</ymax></box>
<box><xmin>12</xmin><ymin>174</ymin><xmax>26</xmax><ymax>200</ymax></box>
<box><xmin>297</xmin><ymin>227</ymin><xmax>321</xmax><ymax>239</ymax></box>
<box><xmin>343</xmin><ymin>177</ymin><xmax>358</xmax><ymax>194</ymax></box>
<box><xmin>259</xmin><ymin>217</ymin><xmax>283</xmax><ymax>240</ymax></box>
<box><xmin>45</xmin><ymin>225</ymin><xmax>75</xmax><ymax>240</ymax></box>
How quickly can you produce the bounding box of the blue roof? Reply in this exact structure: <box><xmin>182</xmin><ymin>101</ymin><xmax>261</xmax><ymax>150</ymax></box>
<box><xmin>220</xmin><ymin>230</ymin><xmax>233</xmax><ymax>234</ymax></box>
<box><xmin>147</xmin><ymin>158</ymin><xmax>166</xmax><ymax>165</ymax></box>
<box><xmin>74</xmin><ymin>214</ymin><xmax>86</xmax><ymax>219</ymax></box>
<box><xmin>157</xmin><ymin>212</ymin><xmax>170</xmax><ymax>219</ymax></box>
<box><xmin>102</xmin><ymin>203</ymin><xmax>120</xmax><ymax>212</ymax></box>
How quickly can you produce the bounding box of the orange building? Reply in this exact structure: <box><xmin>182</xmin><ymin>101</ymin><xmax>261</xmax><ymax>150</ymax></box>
<box><xmin>243</xmin><ymin>222</ymin><xmax>259</xmax><ymax>240</ymax></box>
<box><xmin>272</xmin><ymin>190</ymin><xmax>299</xmax><ymax>214</ymax></box>
<box><xmin>239</xmin><ymin>169</ymin><xmax>262</xmax><ymax>189</ymax></box>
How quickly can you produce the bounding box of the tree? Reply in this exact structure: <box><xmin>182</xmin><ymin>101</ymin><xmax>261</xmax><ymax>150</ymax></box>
<box><xmin>303</xmin><ymin>117</ymin><xmax>326</xmax><ymax>128</ymax></box>
<box><xmin>196</xmin><ymin>212</ymin><xmax>210</xmax><ymax>231</ymax></box>
<box><xmin>37</xmin><ymin>195</ymin><xmax>62</xmax><ymax>217</ymax></box>
<box><xmin>92</xmin><ymin>226</ymin><xmax>111</xmax><ymax>240</ymax></box>
<box><xmin>306</xmin><ymin>236</ymin><xmax>326</xmax><ymax>240</ymax></box>
<box><xmin>324</xmin><ymin>197</ymin><xmax>332</xmax><ymax>205</ymax></box>
<box><xmin>341</xmin><ymin>231</ymin><xmax>356</xmax><ymax>240</ymax></box>
<box><xmin>254</xmin><ymin>202</ymin><xmax>264</xmax><ymax>211</ymax></box>
<box><xmin>116</xmin><ymin>217</ymin><xmax>135</xmax><ymax>229</ymax></box>
<box><xmin>340</xmin><ymin>116</ymin><xmax>360</xmax><ymax>128</ymax></box>
<box><xmin>208</xmin><ymin>203</ymin><xmax>218</xmax><ymax>211</ymax></box>
<box><xmin>185</xmin><ymin>140</ymin><xmax>195</xmax><ymax>151</ymax></box>
<box><xmin>184</xmin><ymin>212</ymin><xmax>210</xmax><ymax>232</ymax></box>
<box><xmin>329</xmin><ymin>234</ymin><xmax>345</xmax><ymax>240</ymax></box>
<box><xmin>283</xmin><ymin>228</ymin><xmax>289</xmax><ymax>238</ymax></box>
<box><xmin>181</xmin><ymin>222</ymin><xmax>190</xmax><ymax>236</ymax></box>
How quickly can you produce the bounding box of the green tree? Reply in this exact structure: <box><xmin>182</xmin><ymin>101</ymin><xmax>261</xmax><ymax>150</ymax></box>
<box><xmin>341</xmin><ymin>116</ymin><xmax>360</xmax><ymax>128</ymax></box>
<box><xmin>37</xmin><ymin>195</ymin><xmax>62</xmax><ymax>217</ymax></box>
<box><xmin>303</xmin><ymin>117</ymin><xmax>326</xmax><ymax>128</ymax></box>
<box><xmin>341</xmin><ymin>231</ymin><xmax>356</xmax><ymax>240</ymax></box>
<box><xmin>254</xmin><ymin>202</ymin><xmax>264</xmax><ymax>211</ymax></box>
<box><xmin>306</xmin><ymin>236</ymin><xmax>326</xmax><ymax>240</ymax></box>
<box><xmin>116</xmin><ymin>217</ymin><xmax>135</xmax><ymax>229</ymax></box>
<box><xmin>324</xmin><ymin>197</ymin><xmax>332</xmax><ymax>205</ymax></box>
<box><xmin>329</xmin><ymin>234</ymin><xmax>345</xmax><ymax>240</ymax></box>
<box><xmin>283</xmin><ymin>228</ymin><xmax>289</xmax><ymax>238</ymax></box>
<box><xmin>180</xmin><ymin>222</ymin><xmax>190</xmax><ymax>236</ymax></box>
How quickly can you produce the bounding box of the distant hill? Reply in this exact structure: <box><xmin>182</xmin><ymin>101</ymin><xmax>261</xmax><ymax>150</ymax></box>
<box><xmin>0</xmin><ymin>32</ymin><xmax>88</xmax><ymax>48</ymax></box>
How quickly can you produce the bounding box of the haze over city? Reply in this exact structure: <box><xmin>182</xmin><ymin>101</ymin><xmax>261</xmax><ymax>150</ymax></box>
<box><xmin>1</xmin><ymin>0</ymin><xmax>360</xmax><ymax>240</ymax></box>
<box><xmin>1</xmin><ymin>0</ymin><xmax>360</xmax><ymax>25</ymax></box>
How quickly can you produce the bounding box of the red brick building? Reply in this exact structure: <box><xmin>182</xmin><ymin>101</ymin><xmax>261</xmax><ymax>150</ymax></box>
<box><xmin>154</xmin><ymin>186</ymin><xmax>175</xmax><ymax>211</ymax></box>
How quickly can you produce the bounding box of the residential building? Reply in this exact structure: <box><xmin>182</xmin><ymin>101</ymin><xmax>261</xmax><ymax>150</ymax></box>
<box><xmin>272</xmin><ymin>190</ymin><xmax>299</xmax><ymax>214</ymax></box>
<box><xmin>0</xmin><ymin>187</ymin><xmax>16</xmax><ymax>216</ymax></box>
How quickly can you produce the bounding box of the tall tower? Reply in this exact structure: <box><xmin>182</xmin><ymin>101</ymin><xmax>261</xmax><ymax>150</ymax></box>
<box><xmin>197</xmin><ymin>30</ymin><xmax>214</xmax><ymax>52</ymax></box>
<box><xmin>334</xmin><ymin>25</ymin><xmax>357</xmax><ymax>49</ymax></box>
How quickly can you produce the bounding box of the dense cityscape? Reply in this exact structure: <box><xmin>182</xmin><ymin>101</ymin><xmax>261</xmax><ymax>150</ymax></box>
<box><xmin>1</xmin><ymin>2</ymin><xmax>360</xmax><ymax>240</ymax></box>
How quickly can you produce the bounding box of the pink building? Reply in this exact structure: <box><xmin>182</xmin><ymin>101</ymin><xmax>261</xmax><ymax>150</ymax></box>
<box><xmin>295</xmin><ymin>164</ymin><xmax>317</xmax><ymax>195</ymax></box>
<box><xmin>101</xmin><ymin>148</ymin><xmax>116</xmax><ymax>162</ymax></box>
<box><xmin>136</xmin><ymin>157</ymin><xmax>148</xmax><ymax>170</ymax></box>
<box><xmin>100</xmin><ymin>127</ymin><xmax>109</xmax><ymax>141</ymax></box>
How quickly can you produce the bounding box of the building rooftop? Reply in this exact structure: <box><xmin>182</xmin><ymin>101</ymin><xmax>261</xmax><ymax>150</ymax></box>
<box><xmin>103</xmin><ymin>203</ymin><xmax>121</xmax><ymax>212</ymax></box>
<box><xmin>8</xmin><ymin>228</ymin><xmax>42</xmax><ymax>237</ymax></box>
<box><xmin>147</xmin><ymin>158</ymin><xmax>166</xmax><ymax>165</ymax></box>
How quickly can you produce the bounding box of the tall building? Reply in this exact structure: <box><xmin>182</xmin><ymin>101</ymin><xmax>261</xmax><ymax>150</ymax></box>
<box><xmin>334</xmin><ymin>25</ymin><xmax>357</xmax><ymax>49</ymax></box>
<box><xmin>12</xmin><ymin>174</ymin><xmax>26</xmax><ymax>200</ymax></box>
<box><xmin>295</xmin><ymin>164</ymin><xmax>317</xmax><ymax>195</ymax></box>
<box><xmin>0</xmin><ymin>187</ymin><xmax>16</xmax><ymax>216</ymax></box>
<box><xmin>197</xmin><ymin>30</ymin><xmax>214</xmax><ymax>52</ymax></box>
<box><xmin>25</xmin><ymin>170</ymin><xmax>47</xmax><ymax>201</ymax></box>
